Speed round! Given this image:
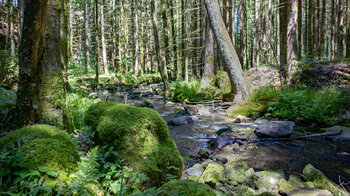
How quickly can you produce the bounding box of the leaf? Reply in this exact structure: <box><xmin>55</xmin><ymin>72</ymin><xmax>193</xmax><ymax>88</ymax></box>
<box><xmin>15</xmin><ymin>152</ymin><xmax>26</xmax><ymax>159</ymax></box>
<box><xmin>150</xmin><ymin>165</ymin><xmax>162</xmax><ymax>172</ymax></box>
<box><xmin>0</xmin><ymin>168</ymin><xmax>10</xmax><ymax>176</ymax></box>
<box><xmin>37</xmin><ymin>166</ymin><xmax>47</xmax><ymax>173</ymax></box>
<box><xmin>47</xmin><ymin>170</ymin><xmax>59</xmax><ymax>178</ymax></box>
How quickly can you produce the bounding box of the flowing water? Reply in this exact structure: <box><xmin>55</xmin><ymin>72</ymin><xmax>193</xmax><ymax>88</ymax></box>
<box><xmin>97</xmin><ymin>83</ymin><xmax>350</xmax><ymax>183</ymax></box>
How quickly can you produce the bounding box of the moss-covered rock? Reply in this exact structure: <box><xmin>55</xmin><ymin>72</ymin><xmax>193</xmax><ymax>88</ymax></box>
<box><xmin>188</xmin><ymin>175</ymin><xmax>205</xmax><ymax>183</ymax></box>
<box><xmin>303</xmin><ymin>164</ymin><xmax>349</xmax><ymax>196</ymax></box>
<box><xmin>0</xmin><ymin>124</ymin><xmax>79</xmax><ymax>174</ymax></box>
<box><xmin>234</xmin><ymin>185</ymin><xmax>256</xmax><ymax>196</ymax></box>
<box><xmin>202</xmin><ymin>163</ymin><xmax>224</xmax><ymax>185</ymax></box>
<box><xmin>288</xmin><ymin>188</ymin><xmax>333</xmax><ymax>196</ymax></box>
<box><xmin>225</xmin><ymin>161</ymin><xmax>250</xmax><ymax>183</ymax></box>
<box><xmin>256</xmin><ymin>170</ymin><xmax>286</xmax><ymax>191</ymax></box>
<box><xmin>278</xmin><ymin>178</ymin><xmax>304</xmax><ymax>195</ymax></box>
<box><xmin>84</xmin><ymin>101</ymin><xmax>183</xmax><ymax>187</ymax></box>
<box><xmin>158</xmin><ymin>180</ymin><xmax>216</xmax><ymax>196</ymax></box>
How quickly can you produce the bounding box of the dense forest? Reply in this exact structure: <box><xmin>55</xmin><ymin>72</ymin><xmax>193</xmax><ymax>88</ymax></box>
<box><xmin>0</xmin><ymin>0</ymin><xmax>350</xmax><ymax>195</ymax></box>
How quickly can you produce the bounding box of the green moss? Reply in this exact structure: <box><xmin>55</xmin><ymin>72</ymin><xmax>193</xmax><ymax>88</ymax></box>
<box><xmin>158</xmin><ymin>180</ymin><xmax>216</xmax><ymax>196</ymax></box>
<box><xmin>41</xmin><ymin>71</ymin><xmax>66</xmax><ymax>127</ymax></box>
<box><xmin>85</xmin><ymin>101</ymin><xmax>183</xmax><ymax>187</ymax></box>
<box><xmin>226</xmin><ymin>101</ymin><xmax>268</xmax><ymax>117</ymax></box>
<box><xmin>0</xmin><ymin>124</ymin><xmax>80</xmax><ymax>174</ymax></box>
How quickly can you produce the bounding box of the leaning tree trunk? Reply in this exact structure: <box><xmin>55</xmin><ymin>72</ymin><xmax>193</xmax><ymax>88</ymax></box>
<box><xmin>15</xmin><ymin>0</ymin><xmax>48</xmax><ymax>126</ymax></box>
<box><xmin>203</xmin><ymin>0</ymin><xmax>249</xmax><ymax>102</ymax></box>
<box><xmin>40</xmin><ymin>0</ymin><xmax>67</xmax><ymax>128</ymax></box>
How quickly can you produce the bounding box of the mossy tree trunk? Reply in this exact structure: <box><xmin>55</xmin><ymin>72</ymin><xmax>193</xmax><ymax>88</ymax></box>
<box><xmin>279</xmin><ymin>0</ymin><xmax>288</xmax><ymax>81</ymax></box>
<box><xmin>40</xmin><ymin>0</ymin><xmax>67</xmax><ymax>128</ymax></box>
<box><xmin>203</xmin><ymin>9</ymin><xmax>215</xmax><ymax>79</ymax></box>
<box><xmin>16</xmin><ymin>0</ymin><xmax>48</xmax><ymax>126</ymax></box>
<box><xmin>203</xmin><ymin>0</ymin><xmax>249</xmax><ymax>102</ymax></box>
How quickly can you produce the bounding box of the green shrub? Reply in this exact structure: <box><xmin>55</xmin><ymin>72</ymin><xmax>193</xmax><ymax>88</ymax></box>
<box><xmin>84</xmin><ymin>102</ymin><xmax>183</xmax><ymax>187</ymax></box>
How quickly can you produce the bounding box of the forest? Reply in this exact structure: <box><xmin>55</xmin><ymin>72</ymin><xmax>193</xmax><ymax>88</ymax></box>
<box><xmin>0</xmin><ymin>0</ymin><xmax>350</xmax><ymax>195</ymax></box>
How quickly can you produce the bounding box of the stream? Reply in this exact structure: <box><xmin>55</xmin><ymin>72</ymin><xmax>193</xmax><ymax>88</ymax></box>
<box><xmin>94</xmin><ymin>83</ymin><xmax>350</xmax><ymax>183</ymax></box>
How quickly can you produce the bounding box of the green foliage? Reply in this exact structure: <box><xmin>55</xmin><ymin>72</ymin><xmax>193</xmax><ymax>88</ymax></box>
<box><xmin>228</xmin><ymin>86</ymin><xmax>350</xmax><ymax>126</ymax></box>
<box><xmin>0</xmin><ymin>125</ymin><xmax>80</xmax><ymax>174</ymax></box>
<box><xmin>0</xmin><ymin>50</ymin><xmax>18</xmax><ymax>88</ymax></box>
<box><xmin>67</xmin><ymin>92</ymin><xmax>95</xmax><ymax>131</ymax></box>
<box><xmin>170</xmin><ymin>80</ymin><xmax>206</xmax><ymax>102</ymax></box>
<box><xmin>265</xmin><ymin>86</ymin><xmax>350</xmax><ymax>126</ymax></box>
<box><xmin>84</xmin><ymin>101</ymin><xmax>183</xmax><ymax>187</ymax></box>
<box><xmin>0</xmin><ymin>85</ymin><xmax>16</xmax><ymax>131</ymax></box>
<box><xmin>118</xmin><ymin>73</ymin><xmax>162</xmax><ymax>84</ymax></box>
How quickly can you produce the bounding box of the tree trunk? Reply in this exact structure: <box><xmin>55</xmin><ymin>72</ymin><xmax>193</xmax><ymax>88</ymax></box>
<box><xmin>203</xmin><ymin>0</ymin><xmax>249</xmax><ymax>102</ymax></box>
<box><xmin>320</xmin><ymin>0</ymin><xmax>326</xmax><ymax>58</ymax></box>
<box><xmin>287</xmin><ymin>0</ymin><xmax>298</xmax><ymax>84</ymax></box>
<box><xmin>15</xmin><ymin>0</ymin><xmax>48</xmax><ymax>126</ymax></box>
<box><xmin>40</xmin><ymin>0</ymin><xmax>67</xmax><ymax>127</ymax></box>
<box><xmin>201</xmin><ymin>8</ymin><xmax>215</xmax><ymax>89</ymax></box>
<box><xmin>84</xmin><ymin>2</ymin><xmax>90</xmax><ymax>71</ymax></box>
<box><xmin>132</xmin><ymin>0</ymin><xmax>139</xmax><ymax>77</ymax></box>
<box><xmin>280</xmin><ymin>0</ymin><xmax>288</xmax><ymax>80</ymax></box>
<box><xmin>9</xmin><ymin>0</ymin><xmax>15</xmax><ymax>57</ymax></box>
<box><xmin>161</xmin><ymin>0</ymin><xmax>170</xmax><ymax>80</ymax></box>
<box><xmin>94</xmin><ymin>0</ymin><xmax>99</xmax><ymax>85</ymax></box>
<box><xmin>346</xmin><ymin>0</ymin><xmax>350</xmax><ymax>57</ymax></box>
<box><xmin>181</xmin><ymin>0</ymin><xmax>187</xmax><ymax>80</ymax></box>
<box><xmin>167</xmin><ymin>0</ymin><xmax>178</xmax><ymax>79</ymax></box>
<box><xmin>151</xmin><ymin>0</ymin><xmax>169</xmax><ymax>94</ymax></box>
<box><xmin>101</xmin><ymin>0</ymin><xmax>109</xmax><ymax>76</ymax></box>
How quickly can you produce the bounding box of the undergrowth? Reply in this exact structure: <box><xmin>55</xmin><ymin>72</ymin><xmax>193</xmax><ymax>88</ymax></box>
<box><xmin>228</xmin><ymin>86</ymin><xmax>350</xmax><ymax>126</ymax></box>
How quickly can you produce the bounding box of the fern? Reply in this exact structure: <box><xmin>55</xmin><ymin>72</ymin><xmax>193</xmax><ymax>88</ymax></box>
<box><xmin>74</xmin><ymin>146</ymin><xmax>100</xmax><ymax>182</ymax></box>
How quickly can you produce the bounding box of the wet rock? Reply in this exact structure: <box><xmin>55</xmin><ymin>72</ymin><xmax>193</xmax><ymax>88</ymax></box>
<box><xmin>278</xmin><ymin>178</ymin><xmax>305</xmax><ymax>195</ymax></box>
<box><xmin>304</xmin><ymin>181</ymin><xmax>315</xmax><ymax>188</ymax></box>
<box><xmin>197</xmin><ymin>149</ymin><xmax>212</xmax><ymax>159</ymax></box>
<box><xmin>208</xmin><ymin>135</ymin><xmax>236</xmax><ymax>150</ymax></box>
<box><xmin>244</xmin><ymin>168</ymin><xmax>256</xmax><ymax>179</ymax></box>
<box><xmin>225</xmin><ymin>162</ymin><xmax>250</xmax><ymax>183</ymax></box>
<box><xmin>202</xmin><ymin>163</ymin><xmax>224</xmax><ymax>185</ymax></box>
<box><xmin>289</xmin><ymin>188</ymin><xmax>333</xmax><ymax>196</ymax></box>
<box><xmin>201</xmin><ymin>159</ymin><xmax>214</xmax><ymax>169</ymax></box>
<box><xmin>303</xmin><ymin>164</ymin><xmax>349</xmax><ymax>196</ymax></box>
<box><xmin>141</xmin><ymin>98</ymin><xmax>155</xmax><ymax>108</ymax></box>
<box><xmin>167</xmin><ymin>116</ymin><xmax>194</xmax><ymax>126</ymax></box>
<box><xmin>256</xmin><ymin>170</ymin><xmax>286</xmax><ymax>191</ymax></box>
<box><xmin>186</xmin><ymin>164</ymin><xmax>204</xmax><ymax>176</ymax></box>
<box><xmin>165</xmin><ymin>101</ymin><xmax>174</xmax><ymax>107</ymax></box>
<box><xmin>323</xmin><ymin>125</ymin><xmax>350</xmax><ymax>145</ymax></box>
<box><xmin>216</xmin><ymin>128</ymin><xmax>233</xmax><ymax>136</ymax></box>
<box><xmin>255</xmin><ymin>121</ymin><xmax>295</xmax><ymax>138</ymax></box>
<box><xmin>197</xmin><ymin>107</ymin><xmax>211</xmax><ymax>116</ymax></box>
<box><xmin>158</xmin><ymin>179</ymin><xmax>216</xmax><ymax>196</ymax></box>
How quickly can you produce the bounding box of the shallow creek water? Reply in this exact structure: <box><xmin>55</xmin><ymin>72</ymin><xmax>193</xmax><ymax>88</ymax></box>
<box><xmin>96</xmin><ymin>84</ymin><xmax>350</xmax><ymax>183</ymax></box>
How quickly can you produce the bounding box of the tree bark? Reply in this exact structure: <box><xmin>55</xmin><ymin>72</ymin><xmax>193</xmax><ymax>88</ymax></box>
<box><xmin>84</xmin><ymin>2</ymin><xmax>90</xmax><ymax>71</ymax></box>
<box><xmin>167</xmin><ymin>0</ymin><xmax>178</xmax><ymax>79</ymax></box>
<box><xmin>346</xmin><ymin>0</ymin><xmax>350</xmax><ymax>57</ymax></box>
<box><xmin>287</xmin><ymin>0</ymin><xmax>298</xmax><ymax>84</ymax></box>
<box><xmin>16</xmin><ymin>0</ymin><xmax>48</xmax><ymax>126</ymax></box>
<box><xmin>280</xmin><ymin>0</ymin><xmax>288</xmax><ymax>80</ymax></box>
<box><xmin>203</xmin><ymin>0</ymin><xmax>249</xmax><ymax>102</ymax></box>
<box><xmin>101</xmin><ymin>0</ymin><xmax>109</xmax><ymax>76</ymax></box>
<box><xmin>151</xmin><ymin>0</ymin><xmax>169</xmax><ymax>94</ymax></box>
<box><xmin>9</xmin><ymin>0</ymin><xmax>15</xmax><ymax>57</ymax></box>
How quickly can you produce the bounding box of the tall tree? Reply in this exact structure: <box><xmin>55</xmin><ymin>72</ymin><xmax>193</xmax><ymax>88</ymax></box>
<box><xmin>203</xmin><ymin>0</ymin><xmax>249</xmax><ymax>102</ymax></box>
<box><xmin>100</xmin><ymin>0</ymin><xmax>109</xmax><ymax>76</ymax></box>
<box><xmin>280</xmin><ymin>0</ymin><xmax>288</xmax><ymax>80</ymax></box>
<box><xmin>346</xmin><ymin>0</ymin><xmax>350</xmax><ymax>57</ymax></box>
<box><xmin>15</xmin><ymin>0</ymin><xmax>48</xmax><ymax>125</ymax></box>
<box><xmin>84</xmin><ymin>1</ymin><xmax>90</xmax><ymax>71</ymax></box>
<box><xmin>151</xmin><ymin>0</ymin><xmax>169</xmax><ymax>93</ymax></box>
<box><xmin>287</xmin><ymin>0</ymin><xmax>298</xmax><ymax>84</ymax></box>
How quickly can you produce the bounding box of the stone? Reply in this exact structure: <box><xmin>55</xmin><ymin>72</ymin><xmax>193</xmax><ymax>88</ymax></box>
<box><xmin>323</xmin><ymin>125</ymin><xmax>350</xmax><ymax>145</ymax></box>
<box><xmin>208</xmin><ymin>135</ymin><xmax>236</xmax><ymax>150</ymax></box>
<box><xmin>202</xmin><ymin>163</ymin><xmax>224</xmax><ymax>185</ymax></box>
<box><xmin>197</xmin><ymin>148</ymin><xmax>212</xmax><ymax>159</ymax></box>
<box><xmin>234</xmin><ymin>185</ymin><xmax>256</xmax><ymax>196</ymax></box>
<box><xmin>288</xmin><ymin>188</ymin><xmax>333</xmax><ymax>196</ymax></box>
<box><xmin>158</xmin><ymin>180</ymin><xmax>216</xmax><ymax>196</ymax></box>
<box><xmin>255</xmin><ymin>121</ymin><xmax>295</xmax><ymax>138</ymax></box>
<box><xmin>197</xmin><ymin>107</ymin><xmax>211</xmax><ymax>116</ymax></box>
<box><xmin>186</xmin><ymin>164</ymin><xmax>204</xmax><ymax>176</ymax></box>
<box><xmin>225</xmin><ymin>162</ymin><xmax>250</xmax><ymax>183</ymax></box>
<box><xmin>256</xmin><ymin>170</ymin><xmax>286</xmax><ymax>190</ymax></box>
<box><xmin>188</xmin><ymin>175</ymin><xmax>205</xmax><ymax>183</ymax></box>
<box><xmin>244</xmin><ymin>168</ymin><xmax>256</xmax><ymax>179</ymax></box>
<box><xmin>141</xmin><ymin>98</ymin><xmax>155</xmax><ymax>108</ymax></box>
<box><xmin>303</xmin><ymin>164</ymin><xmax>349</xmax><ymax>196</ymax></box>
<box><xmin>304</xmin><ymin>181</ymin><xmax>315</xmax><ymax>188</ymax></box>
<box><xmin>216</xmin><ymin>128</ymin><xmax>232</xmax><ymax>136</ymax></box>
<box><xmin>278</xmin><ymin>178</ymin><xmax>305</xmax><ymax>195</ymax></box>
<box><xmin>167</xmin><ymin>116</ymin><xmax>194</xmax><ymax>126</ymax></box>
<box><xmin>201</xmin><ymin>159</ymin><xmax>214</xmax><ymax>169</ymax></box>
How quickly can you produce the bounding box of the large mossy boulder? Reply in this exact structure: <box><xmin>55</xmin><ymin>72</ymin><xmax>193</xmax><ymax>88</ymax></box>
<box><xmin>158</xmin><ymin>180</ymin><xmax>216</xmax><ymax>196</ymax></box>
<box><xmin>84</xmin><ymin>101</ymin><xmax>183</xmax><ymax>186</ymax></box>
<box><xmin>303</xmin><ymin>164</ymin><xmax>349</xmax><ymax>196</ymax></box>
<box><xmin>0</xmin><ymin>124</ymin><xmax>80</xmax><ymax>174</ymax></box>
<box><xmin>225</xmin><ymin>161</ymin><xmax>250</xmax><ymax>183</ymax></box>
<box><xmin>256</xmin><ymin>170</ymin><xmax>286</xmax><ymax>191</ymax></box>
